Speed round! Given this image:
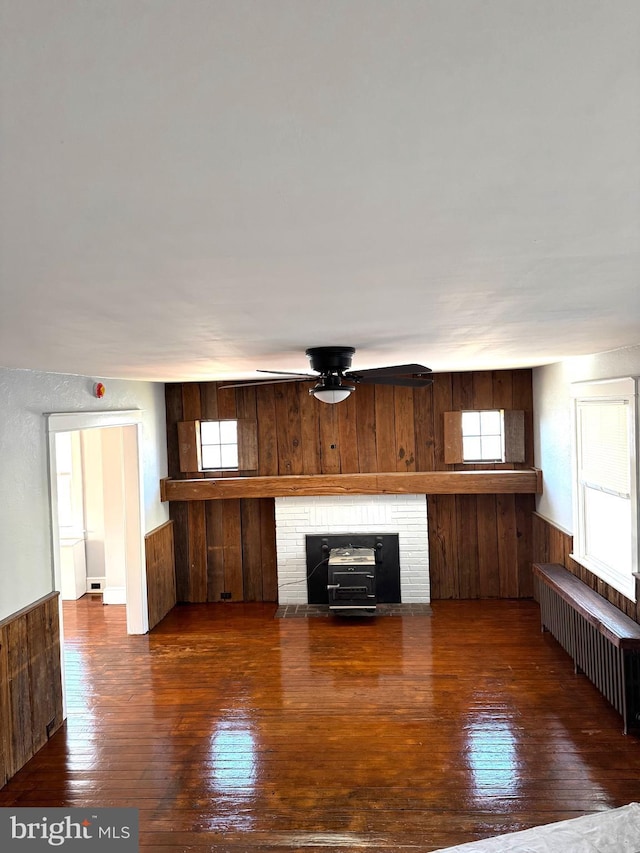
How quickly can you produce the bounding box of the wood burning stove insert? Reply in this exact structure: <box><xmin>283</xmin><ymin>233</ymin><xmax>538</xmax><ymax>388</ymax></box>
<box><xmin>327</xmin><ymin>546</ymin><xmax>377</xmax><ymax>612</ymax></box>
<box><xmin>305</xmin><ymin>533</ymin><xmax>401</xmax><ymax>606</ymax></box>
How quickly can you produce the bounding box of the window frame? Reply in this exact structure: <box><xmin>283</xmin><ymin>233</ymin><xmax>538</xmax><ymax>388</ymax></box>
<box><xmin>199</xmin><ymin>419</ymin><xmax>239</xmax><ymax>472</ymax></box>
<box><xmin>177</xmin><ymin>418</ymin><xmax>258</xmax><ymax>474</ymax></box>
<box><xmin>570</xmin><ymin>377</ymin><xmax>639</xmax><ymax>601</ymax></box>
<box><xmin>461</xmin><ymin>409</ymin><xmax>505</xmax><ymax>463</ymax></box>
<box><xmin>54</xmin><ymin>430</ymin><xmax>84</xmax><ymax>535</ymax></box>
<box><xmin>443</xmin><ymin>409</ymin><xmax>525</xmax><ymax>465</ymax></box>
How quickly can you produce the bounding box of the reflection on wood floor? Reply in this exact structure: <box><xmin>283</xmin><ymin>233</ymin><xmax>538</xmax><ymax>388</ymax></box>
<box><xmin>2</xmin><ymin>596</ymin><xmax>640</xmax><ymax>851</ymax></box>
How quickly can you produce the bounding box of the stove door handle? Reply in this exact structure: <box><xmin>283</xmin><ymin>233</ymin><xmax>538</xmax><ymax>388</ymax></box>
<box><xmin>326</xmin><ymin>584</ymin><xmax>340</xmax><ymax>590</ymax></box>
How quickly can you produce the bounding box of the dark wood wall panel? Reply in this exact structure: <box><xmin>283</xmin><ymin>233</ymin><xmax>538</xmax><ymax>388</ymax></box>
<box><xmin>188</xmin><ymin>501</ymin><xmax>208</xmax><ymax>602</ymax></box>
<box><xmin>497</xmin><ymin>494</ymin><xmax>517</xmax><ymax>597</ymax></box>
<box><xmin>516</xmin><ymin>497</ymin><xmax>535</xmax><ymax>598</ymax></box>
<box><xmin>256</xmin><ymin>386</ymin><xmax>278</xmax><ymax>476</ymax></box>
<box><xmin>0</xmin><ymin>593</ymin><xmax>63</xmax><ymax>786</ymax></box>
<box><xmin>374</xmin><ymin>385</ymin><xmax>396</xmax><ymax>471</ymax></box>
<box><xmin>532</xmin><ymin>513</ymin><xmax>640</xmax><ymax>623</ymax></box>
<box><xmin>427</xmin><ymin>493</ymin><xmax>535</xmax><ymax>600</ymax></box>
<box><xmin>165</xmin><ymin>370</ymin><xmax>535</xmax><ymax>603</ymax></box>
<box><xmin>300</xmin><ymin>387</ymin><xmax>321</xmax><ymax>474</ymax></box>
<box><xmin>166</xmin><ymin>370</ymin><xmax>534</xmax><ymax>480</ymax></box>
<box><xmin>205</xmin><ymin>501</ymin><xmax>224</xmax><ymax>600</ymax></box>
<box><xmin>241</xmin><ymin>500</ymin><xmax>263</xmax><ymax>601</ymax></box>
<box><xmin>355</xmin><ymin>384</ymin><xmax>377</xmax><ymax>472</ymax></box>
<box><xmin>337</xmin><ymin>392</ymin><xmax>359</xmax><ymax>473</ymax></box>
<box><xmin>319</xmin><ymin>402</ymin><xmax>341</xmax><ymax>474</ymax></box>
<box><xmin>432</xmin><ymin>375</ymin><xmax>453</xmax><ymax>469</ymax></box>
<box><xmin>145</xmin><ymin>520</ymin><xmax>176</xmax><ymax>630</ymax></box>
<box><xmin>203</xmin><ymin>497</ymin><xmax>276</xmax><ymax>603</ymax></box>
<box><xmin>169</xmin><ymin>502</ymin><xmax>189</xmax><ymax>601</ymax></box>
<box><xmin>394</xmin><ymin>387</ymin><xmax>416</xmax><ymax>471</ymax></box>
<box><xmin>457</xmin><ymin>494</ymin><xmax>479</xmax><ymax>598</ymax></box>
<box><xmin>476</xmin><ymin>495</ymin><xmax>500</xmax><ymax>598</ymax></box>
<box><xmin>222</xmin><ymin>499</ymin><xmax>244</xmax><ymax>601</ymax></box>
<box><xmin>274</xmin><ymin>384</ymin><xmax>303</xmax><ymax>475</ymax></box>
<box><xmin>259</xmin><ymin>499</ymin><xmax>278</xmax><ymax>601</ymax></box>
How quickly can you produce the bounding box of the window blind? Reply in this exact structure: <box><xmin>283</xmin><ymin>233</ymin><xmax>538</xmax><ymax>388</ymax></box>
<box><xmin>578</xmin><ymin>399</ymin><xmax>630</xmax><ymax>497</ymax></box>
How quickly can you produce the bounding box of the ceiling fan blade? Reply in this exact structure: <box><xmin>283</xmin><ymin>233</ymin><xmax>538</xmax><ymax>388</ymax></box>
<box><xmin>354</xmin><ymin>374</ymin><xmax>434</xmax><ymax>388</ymax></box>
<box><xmin>219</xmin><ymin>377</ymin><xmax>314</xmax><ymax>390</ymax></box>
<box><xmin>219</xmin><ymin>354</ymin><xmax>433</xmax><ymax>392</ymax></box>
<box><xmin>256</xmin><ymin>369</ymin><xmax>317</xmax><ymax>378</ymax></box>
<box><xmin>346</xmin><ymin>363</ymin><xmax>432</xmax><ymax>379</ymax></box>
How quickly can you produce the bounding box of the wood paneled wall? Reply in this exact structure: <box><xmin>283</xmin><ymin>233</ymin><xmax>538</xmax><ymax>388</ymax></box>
<box><xmin>165</xmin><ymin>370</ymin><xmax>534</xmax><ymax>602</ymax></box>
<box><xmin>145</xmin><ymin>521</ymin><xmax>177</xmax><ymax>630</ymax></box>
<box><xmin>429</xmin><ymin>493</ymin><xmax>535</xmax><ymax>599</ymax></box>
<box><xmin>170</xmin><ymin>498</ymin><xmax>277</xmax><ymax>603</ymax></box>
<box><xmin>0</xmin><ymin>593</ymin><xmax>63</xmax><ymax>787</ymax></box>
<box><xmin>532</xmin><ymin>513</ymin><xmax>640</xmax><ymax>624</ymax></box>
<box><xmin>166</xmin><ymin>369</ymin><xmax>534</xmax><ymax>479</ymax></box>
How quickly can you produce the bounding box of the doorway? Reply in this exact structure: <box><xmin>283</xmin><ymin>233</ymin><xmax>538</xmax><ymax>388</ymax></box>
<box><xmin>47</xmin><ymin>410</ymin><xmax>148</xmax><ymax>635</ymax></box>
<box><xmin>47</xmin><ymin>411</ymin><xmax>148</xmax><ymax>718</ymax></box>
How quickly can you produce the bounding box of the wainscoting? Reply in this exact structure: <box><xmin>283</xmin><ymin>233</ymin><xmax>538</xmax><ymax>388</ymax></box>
<box><xmin>145</xmin><ymin>520</ymin><xmax>176</xmax><ymax>630</ymax></box>
<box><xmin>532</xmin><ymin>513</ymin><xmax>640</xmax><ymax>624</ymax></box>
<box><xmin>0</xmin><ymin>592</ymin><xmax>63</xmax><ymax>786</ymax></box>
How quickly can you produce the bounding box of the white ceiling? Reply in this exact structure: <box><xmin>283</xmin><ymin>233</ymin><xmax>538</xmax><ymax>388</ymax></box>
<box><xmin>1</xmin><ymin>0</ymin><xmax>639</xmax><ymax>383</ymax></box>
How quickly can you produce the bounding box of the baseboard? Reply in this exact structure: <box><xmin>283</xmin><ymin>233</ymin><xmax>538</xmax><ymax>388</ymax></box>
<box><xmin>102</xmin><ymin>586</ymin><xmax>126</xmax><ymax>605</ymax></box>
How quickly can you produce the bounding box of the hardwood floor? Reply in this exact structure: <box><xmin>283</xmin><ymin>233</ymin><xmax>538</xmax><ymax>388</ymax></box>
<box><xmin>2</xmin><ymin>596</ymin><xmax>640</xmax><ymax>851</ymax></box>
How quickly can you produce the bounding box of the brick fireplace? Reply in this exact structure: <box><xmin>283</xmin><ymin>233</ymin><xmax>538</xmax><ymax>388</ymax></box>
<box><xmin>274</xmin><ymin>494</ymin><xmax>430</xmax><ymax>605</ymax></box>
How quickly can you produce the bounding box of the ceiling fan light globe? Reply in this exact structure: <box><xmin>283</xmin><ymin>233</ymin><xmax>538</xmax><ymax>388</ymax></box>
<box><xmin>311</xmin><ymin>387</ymin><xmax>353</xmax><ymax>404</ymax></box>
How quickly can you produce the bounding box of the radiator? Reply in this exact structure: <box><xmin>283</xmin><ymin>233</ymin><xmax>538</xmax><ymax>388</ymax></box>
<box><xmin>536</xmin><ymin>579</ymin><xmax>576</xmax><ymax>659</ymax></box>
<box><xmin>534</xmin><ymin>564</ymin><xmax>640</xmax><ymax>735</ymax></box>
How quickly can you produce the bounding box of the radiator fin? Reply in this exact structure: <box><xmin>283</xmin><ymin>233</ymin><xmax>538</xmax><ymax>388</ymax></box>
<box><xmin>535</xmin><ymin>576</ymin><xmax>575</xmax><ymax>657</ymax></box>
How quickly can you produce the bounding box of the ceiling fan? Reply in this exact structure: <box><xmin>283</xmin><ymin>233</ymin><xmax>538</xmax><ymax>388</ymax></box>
<box><xmin>221</xmin><ymin>347</ymin><xmax>433</xmax><ymax>404</ymax></box>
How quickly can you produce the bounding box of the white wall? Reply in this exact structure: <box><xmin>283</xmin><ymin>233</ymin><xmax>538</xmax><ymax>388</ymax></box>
<box><xmin>533</xmin><ymin>344</ymin><xmax>640</xmax><ymax>533</ymax></box>
<box><xmin>0</xmin><ymin>367</ymin><xmax>168</xmax><ymax>621</ymax></box>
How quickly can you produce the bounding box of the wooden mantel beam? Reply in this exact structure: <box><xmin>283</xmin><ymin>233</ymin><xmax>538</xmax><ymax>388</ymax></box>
<box><xmin>160</xmin><ymin>469</ymin><xmax>542</xmax><ymax>502</ymax></box>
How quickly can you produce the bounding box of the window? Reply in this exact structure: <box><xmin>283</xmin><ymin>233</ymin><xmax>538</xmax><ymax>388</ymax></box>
<box><xmin>461</xmin><ymin>410</ymin><xmax>504</xmax><ymax>462</ymax></box>
<box><xmin>443</xmin><ymin>410</ymin><xmax>525</xmax><ymax>464</ymax></box>
<box><xmin>200</xmin><ymin>420</ymin><xmax>238</xmax><ymax>470</ymax></box>
<box><xmin>54</xmin><ymin>431</ymin><xmax>84</xmax><ymax>534</ymax></box>
<box><xmin>177</xmin><ymin>418</ymin><xmax>258</xmax><ymax>473</ymax></box>
<box><xmin>55</xmin><ymin>431</ymin><xmax>75</xmax><ymax>529</ymax></box>
<box><xmin>572</xmin><ymin>377</ymin><xmax>638</xmax><ymax>601</ymax></box>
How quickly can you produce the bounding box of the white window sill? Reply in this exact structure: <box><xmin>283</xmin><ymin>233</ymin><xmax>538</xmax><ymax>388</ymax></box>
<box><xmin>570</xmin><ymin>552</ymin><xmax>637</xmax><ymax>602</ymax></box>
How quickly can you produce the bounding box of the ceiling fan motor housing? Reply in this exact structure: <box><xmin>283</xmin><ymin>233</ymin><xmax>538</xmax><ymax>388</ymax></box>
<box><xmin>305</xmin><ymin>346</ymin><xmax>355</xmax><ymax>375</ymax></box>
